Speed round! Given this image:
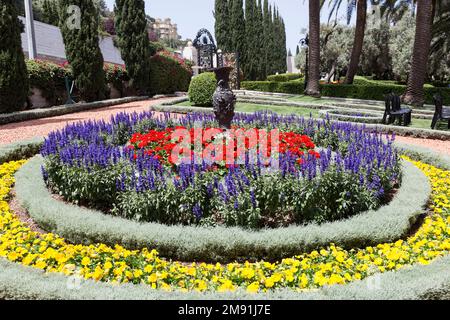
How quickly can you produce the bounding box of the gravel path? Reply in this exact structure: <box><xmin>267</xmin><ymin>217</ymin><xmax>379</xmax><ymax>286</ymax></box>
<box><xmin>395</xmin><ymin>136</ymin><xmax>450</xmax><ymax>156</ymax></box>
<box><xmin>0</xmin><ymin>98</ymin><xmax>175</xmax><ymax>145</ymax></box>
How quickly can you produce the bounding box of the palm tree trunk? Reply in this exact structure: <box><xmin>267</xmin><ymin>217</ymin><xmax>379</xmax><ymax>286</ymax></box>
<box><xmin>305</xmin><ymin>0</ymin><xmax>321</xmax><ymax>97</ymax></box>
<box><xmin>403</xmin><ymin>0</ymin><xmax>433</xmax><ymax>107</ymax></box>
<box><xmin>344</xmin><ymin>0</ymin><xmax>367</xmax><ymax>84</ymax></box>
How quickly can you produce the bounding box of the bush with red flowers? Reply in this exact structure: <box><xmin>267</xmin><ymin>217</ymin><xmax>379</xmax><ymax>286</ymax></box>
<box><xmin>148</xmin><ymin>51</ymin><xmax>192</xmax><ymax>95</ymax></box>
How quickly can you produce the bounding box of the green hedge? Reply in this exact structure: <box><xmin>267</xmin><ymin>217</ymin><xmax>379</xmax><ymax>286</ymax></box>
<box><xmin>15</xmin><ymin>157</ymin><xmax>430</xmax><ymax>263</ymax></box>
<box><xmin>267</xmin><ymin>73</ymin><xmax>303</xmax><ymax>82</ymax></box>
<box><xmin>188</xmin><ymin>72</ymin><xmax>217</xmax><ymax>107</ymax></box>
<box><xmin>241</xmin><ymin>80</ymin><xmax>450</xmax><ymax>105</ymax></box>
<box><xmin>148</xmin><ymin>52</ymin><xmax>192</xmax><ymax>96</ymax></box>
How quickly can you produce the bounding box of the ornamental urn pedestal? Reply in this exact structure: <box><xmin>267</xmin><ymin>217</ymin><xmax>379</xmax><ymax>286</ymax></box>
<box><xmin>210</xmin><ymin>66</ymin><xmax>236</xmax><ymax>129</ymax></box>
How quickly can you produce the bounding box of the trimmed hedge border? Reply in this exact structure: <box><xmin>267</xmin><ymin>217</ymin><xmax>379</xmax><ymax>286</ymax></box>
<box><xmin>0</xmin><ymin>96</ymin><xmax>150</xmax><ymax>126</ymax></box>
<box><xmin>15</xmin><ymin>156</ymin><xmax>430</xmax><ymax>263</ymax></box>
<box><xmin>1</xmin><ymin>130</ymin><xmax>450</xmax><ymax>299</ymax></box>
<box><xmin>154</xmin><ymin>101</ymin><xmax>450</xmax><ymax>141</ymax></box>
<box><xmin>0</xmin><ymin>248</ymin><xmax>449</xmax><ymax>300</ymax></box>
<box><xmin>318</xmin><ymin>109</ymin><xmax>384</xmax><ymax>124</ymax></box>
<box><xmin>0</xmin><ymin>138</ymin><xmax>44</xmax><ymax>164</ymax></box>
<box><xmin>240</xmin><ymin>81</ymin><xmax>450</xmax><ymax>105</ymax></box>
<box><xmin>236</xmin><ymin>95</ymin><xmax>435</xmax><ymax>119</ymax></box>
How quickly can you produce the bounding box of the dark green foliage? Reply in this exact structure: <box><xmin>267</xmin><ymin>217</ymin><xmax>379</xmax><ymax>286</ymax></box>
<box><xmin>26</xmin><ymin>60</ymin><xmax>71</xmax><ymax>106</ymax></box>
<box><xmin>215</xmin><ymin>0</ymin><xmax>231</xmax><ymax>52</ymax></box>
<box><xmin>230</xmin><ymin>0</ymin><xmax>246</xmax><ymax>57</ymax></box>
<box><xmin>243</xmin><ymin>0</ymin><xmax>257</xmax><ymax>80</ymax></box>
<box><xmin>241</xmin><ymin>80</ymin><xmax>450</xmax><ymax>105</ymax></box>
<box><xmin>0</xmin><ymin>0</ymin><xmax>29</xmax><ymax>114</ymax></box>
<box><xmin>114</xmin><ymin>0</ymin><xmax>151</xmax><ymax>95</ymax></box>
<box><xmin>218</xmin><ymin>0</ymin><xmax>286</xmax><ymax>81</ymax></box>
<box><xmin>148</xmin><ymin>53</ymin><xmax>192</xmax><ymax>96</ymax></box>
<box><xmin>59</xmin><ymin>0</ymin><xmax>106</xmax><ymax>102</ymax></box>
<box><xmin>39</xmin><ymin>0</ymin><xmax>60</xmax><ymax>26</ymax></box>
<box><xmin>188</xmin><ymin>72</ymin><xmax>217</xmax><ymax>107</ymax></box>
<box><xmin>267</xmin><ymin>73</ymin><xmax>302</xmax><ymax>82</ymax></box>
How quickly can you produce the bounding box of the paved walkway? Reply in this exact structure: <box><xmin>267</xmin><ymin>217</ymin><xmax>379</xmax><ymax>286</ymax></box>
<box><xmin>395</xmin><ymin>136</ymin><xmax>450</xmax><ymax>156</ymax></box>
<box><xmin>0</xmin><ymin>97</ymin><xmax>449</xmax><ymax>156</ymax></box>
<box><xmin>0</xmin><ymin>98</ymin><xmax>174</xmax><ymax>146</ymax></box>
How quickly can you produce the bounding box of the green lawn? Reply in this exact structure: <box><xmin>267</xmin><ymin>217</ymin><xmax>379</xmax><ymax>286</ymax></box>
<box><xmin>174</xmin><ymin>101</ymin><xmax>440</xmax><ymax>131</ymax></box>
<box><xmin>176</xmin><ymin>101</ymin><xmax>320</xmax><ymax>117</ymax></box>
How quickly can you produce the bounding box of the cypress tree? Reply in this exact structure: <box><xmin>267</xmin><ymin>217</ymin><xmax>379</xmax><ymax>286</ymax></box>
<box><xmin>215</xmin><ymin>0</ymin><xmax>231</xmax><ymax>52</ymax></box>
<box><xmin>255</xmin><ymin>0</ymin><xmax>265</xmax><ymax>80</ymax></box>
<box><xmin>280</xmin><ymin>17</ymin><xmax>287</xmax><ymax>73</ymax></box>
<box><xmin>231</xmin><ymin>0</ymin><xmax>246</xmax><ymax>59</ymax></box>
<box><xmin>244</xmin><ymin>0</ymin><xmax>257</xmax><ymax>80</ymax></box>
<box><xmin>0</xmin><ymin>0</ymin><xmax>29</xmax><ymax>113</ymax></box>
<box><xmin>262</xmin><ymin>0</ymin><xmax>271</xmax><ymax>78</ymax></box>
<box><xmin>115</xmin><ymin>0</ymin><xmax>151</xmax><ymax>95</ymax></box>
<box><xmin>59</xmin><ymin>0</ymin><xmax>105</xmax><ymax>102</ymax></box>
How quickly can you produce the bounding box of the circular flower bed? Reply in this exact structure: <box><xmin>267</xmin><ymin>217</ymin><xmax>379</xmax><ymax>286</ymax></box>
<box><xmin>0</xmin><ymin>157</ymin><xmax>449</xmax><ymax>294</ymax></box>
<box><xmin>41</xmin><ymin>112</ymin><xmax>400</xmax><ymax>229</ymax></box>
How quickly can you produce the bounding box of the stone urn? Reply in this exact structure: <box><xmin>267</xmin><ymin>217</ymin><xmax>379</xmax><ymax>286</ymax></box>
<box><xmin>210</xmin><ymin>66</ymin><xmax>236</xmax><ymax>129</ymax></box>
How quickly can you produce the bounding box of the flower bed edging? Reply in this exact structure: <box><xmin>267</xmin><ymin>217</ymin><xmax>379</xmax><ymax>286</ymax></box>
<box><xmin>0</xmin><ymin>96</ymin><xmax>150</xmax><ymax>126</ymax></box>
<box><xmin>14</xmin><ymin>156</ymin><xmax>430</xmax><ymax>263</ymax></box>
<box><xmin>0</xmin><ymin>139</ymin><xmax>449</xmax><ymax>299</ymax></box>
<box><xmin>1</xmin><ymin>243</ymin><xmax>449</xmax><ymax>300</ymax></box>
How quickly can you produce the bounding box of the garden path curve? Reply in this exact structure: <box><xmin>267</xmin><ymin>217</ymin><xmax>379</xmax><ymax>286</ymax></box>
<box><xmin>0</xmin><ymin>97</ymin><xmax>178</xmax><ymax>146</ymax></box>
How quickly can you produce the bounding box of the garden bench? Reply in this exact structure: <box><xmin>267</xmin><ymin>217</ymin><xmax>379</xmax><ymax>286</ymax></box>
<box><xmin>431</xmin><ymin>94</ymin><xmax>450</xmax><ymax>130</ymax></box>
<box><xmin>382</xmin><ymin>93</ymin><xmax>412</xmax><ymax>126</ymax></box>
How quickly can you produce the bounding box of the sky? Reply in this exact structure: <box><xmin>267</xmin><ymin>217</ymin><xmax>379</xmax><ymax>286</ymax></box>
<box><xmin>105</xmin><ymin>0</ymin><xmax>350</xmax><ymax>54</ymax></box>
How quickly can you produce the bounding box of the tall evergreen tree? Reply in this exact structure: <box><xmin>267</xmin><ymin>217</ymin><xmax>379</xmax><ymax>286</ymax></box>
<box><xmin>0</xmin><ymin>0</ymin><xmax>29</xmax><ymax>113</ymax></box>
<box><xmin>215</xmin><ymin>0</ymin><xmax>231</xmax><ymax>52</ymax></box>
<box><xmin>59</xmin><ymin>0</ymin><xmax>105</xmax><ymax>102</ymax></box>
<box><xmin>244</xmin><ymin>0</ymin><xmax>257</xmax><ymax>80</ymax></box>
<box><xmin>255</xmin><ymin>0</ymin><xmax>265</xmax><ymax>80</ymax></box>
<box><xmin>262</xmin><ymin>0</ymin><xmax>271</xmax><ymax>77</ymax></box>
<box><xmin>115</xmin><ymin>0</ymin><xmax>151</xmax><ymax>95</ymax></box>
<box><xmin>231</xmin><ymin>0</ymin><xmax>246</xmax><ymax>59</ymax></box>
<box><xmin>280</xmin><ymin>17</ymin><xmax>288</xmax><ymax>73</ymax></box>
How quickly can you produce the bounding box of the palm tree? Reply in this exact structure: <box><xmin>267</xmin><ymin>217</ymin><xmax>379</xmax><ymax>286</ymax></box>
<box><xmin>305</xmin><ymin>0</ymin><xmax>321</xmax><ymax>97</ymax></box>
<box><xmin>402</xmin><ymin>0</ymin><xmax>433</xmax><ymax>106</ymax></box>
<box><xmin>328</xmin><ymin>0</ymin><xmax>384</xmax><ymax>84</ymax></box>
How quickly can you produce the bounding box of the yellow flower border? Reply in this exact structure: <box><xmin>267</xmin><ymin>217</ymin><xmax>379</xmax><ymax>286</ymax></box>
<box><xmin>0</xmin><ymin>157</ymin><xmax>449</xmax><ymax>294</ymax></box>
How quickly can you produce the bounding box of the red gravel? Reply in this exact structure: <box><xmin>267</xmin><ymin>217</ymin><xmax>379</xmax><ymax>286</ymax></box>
<box><xmin>0</xmin><ymin>98</ymin><xmax>176</xmax><ymax>145</ymax></box>
<box><xmin>395</xmin><ymin>136</ymin><xmax>450</xmax><ymax>156</ymax></box>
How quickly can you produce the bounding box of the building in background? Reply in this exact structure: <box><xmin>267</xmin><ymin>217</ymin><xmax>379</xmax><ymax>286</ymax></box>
<box><xmin>149</xmin><ymin>18</ymin><xmax>181</xmax><ymax>41</ymax></box>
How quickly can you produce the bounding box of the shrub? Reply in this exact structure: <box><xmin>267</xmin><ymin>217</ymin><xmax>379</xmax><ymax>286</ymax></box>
<box><xmin>26</xmin><ymin>60</ymin><xmax>71</xmax><ymax>106</ymax></box>
<box><xmin>103</xmin><ymin>63</ymin><xmax>129</xmax><ymax>97</ymax></box>
<box><xmin>267</xmin><ymin>73</ymin><xmax>303</xmax><ymax>82</ymax></box>
<box><xmin>241</xmin><ymin>81</ymin><xmax>450</xmax><ymax>105</ymax></box>
<box><xmin>0</xmin><ymin>0</ymin><xmax>29</xmax><ymax>113</ymax></box>
<box><xmin>148</xmin><ymin>51</ymin><xmax>192</xmax><ymax>95</ymax></box>
<box><xmin>188</xmin><ymin>72</ymin><xmax>217</xmax><ymax>107</ymax></box>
